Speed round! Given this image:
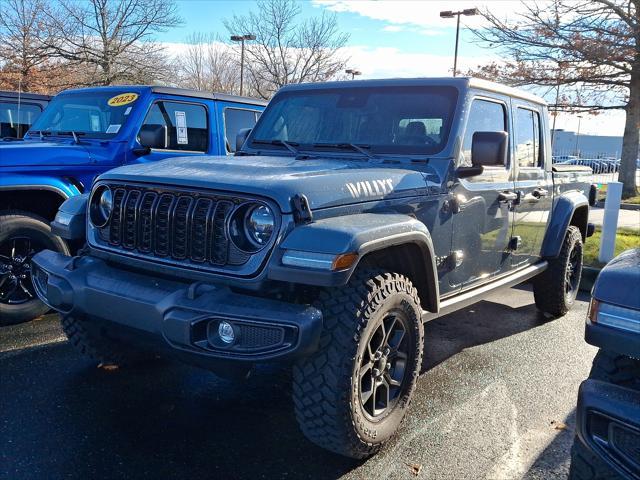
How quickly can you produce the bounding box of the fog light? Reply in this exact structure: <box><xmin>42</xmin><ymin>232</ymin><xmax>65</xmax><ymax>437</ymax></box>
<box><xmin>218</xmin><ymin>321</ymin><xmax>235</xmax><ymax>344</ymax></box>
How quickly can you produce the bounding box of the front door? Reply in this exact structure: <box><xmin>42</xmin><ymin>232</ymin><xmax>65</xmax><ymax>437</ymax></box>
<box><xmin>132</xmin><ymin>99</ymin><xmax>211</xmax><ymax>164</ymax></box>
<box><xmin>450</xmin><ymin>96</ymin><xmax>515</xmax><ymax>290</ymax></box>
<box><xmin>511</xmin><ymin>105</ymin><xmax>552</xmax><ymax>266</ymax></box>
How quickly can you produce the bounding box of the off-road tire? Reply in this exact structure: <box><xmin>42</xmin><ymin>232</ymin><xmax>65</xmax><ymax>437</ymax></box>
<box><xmin>533</xmin><ymin>225</ymin><xmax>583</xmax><ymax>317</ymax></box>
<box><xmin>568</xmin><ymin>350</ymin><xmax>640</xmax><ymax>479</ymax></box>
<box><xmin>62</xmin><ymin>315</ymin><xmax>149</xmax><ymax>366</ymax></box>
<box><xmin>0</xmin><ymin>211</ymin><xmax>70</xmax><ymax>326</ymax></box>
<box><xmin>292</xmin><ymin>270</ymin><xmax>424</xmax><ymax>459</ymax></box>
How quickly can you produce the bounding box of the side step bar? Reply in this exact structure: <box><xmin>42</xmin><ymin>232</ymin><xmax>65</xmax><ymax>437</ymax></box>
<box><xmin>423</xmin><ymin>261</ymin><xmax>548</xmax><ymax>321</ymax></box>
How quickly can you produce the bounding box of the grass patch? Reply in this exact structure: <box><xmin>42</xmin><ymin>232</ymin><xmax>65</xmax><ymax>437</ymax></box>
<box><xmin>597</xmin><ymin>184</ymin><xmax>640</xmax><ymax>204</ymax></box>
<box><xmin>584</xmin><ymin>226</ymin><xmax>640</xmax><ymax>267</ymax></box>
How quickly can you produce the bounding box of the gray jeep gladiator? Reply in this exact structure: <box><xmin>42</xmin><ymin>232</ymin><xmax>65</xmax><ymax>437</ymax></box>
<box><xmin>32</xmin><ymin>77</ymin><xmax>596</xmax><ymax>458</ymax></box>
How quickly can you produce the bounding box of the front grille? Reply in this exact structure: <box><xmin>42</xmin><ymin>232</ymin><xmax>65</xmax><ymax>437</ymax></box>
<box><xmin>96</xmin><ymin>184</ymin><xmax>257</xmax><ymax>268</ymax></box>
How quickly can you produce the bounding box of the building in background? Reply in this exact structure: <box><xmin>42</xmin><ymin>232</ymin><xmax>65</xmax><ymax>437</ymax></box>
<box><xmin>552</xmin><ymin>129</ymin><xmax>623</xmax><ymax>159</ymax></box>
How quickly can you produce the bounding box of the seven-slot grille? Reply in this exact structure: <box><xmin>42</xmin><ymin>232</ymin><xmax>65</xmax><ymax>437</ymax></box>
<box><xmin>97</xmin><ymin>185</ymin><xmax>242</xmax><ymax>267</ymax></box>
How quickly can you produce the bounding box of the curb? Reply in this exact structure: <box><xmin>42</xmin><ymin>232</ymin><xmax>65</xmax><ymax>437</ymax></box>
<box><xmin>579</xmin><ymin>266</ymin><xmax>601</xmax><ymax>292</ymax></box>
<box><xmin>595</xmin><ymin>201</ymin><xmax>640</xmax><ymax>211</ymax></box>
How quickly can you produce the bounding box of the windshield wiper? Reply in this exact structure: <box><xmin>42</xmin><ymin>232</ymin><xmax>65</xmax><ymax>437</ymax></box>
<box><xmin>55</xmin><ymin>131</ymin><xmax>85</xmax><ymax>144</ymax></box>
<box><xmin>28</xmin><ymin>130</ymin><xmax>52</xmax><ymax>139</ymax></box>
<box><xmin>252</xmin><ymin>139</ymin><xmax>299</xmax><ymax>155</ymax></box>
<box><xmin>312</xmin><ymin>142</ymin><xmax>375</xmax><ymax>160</ymax></box>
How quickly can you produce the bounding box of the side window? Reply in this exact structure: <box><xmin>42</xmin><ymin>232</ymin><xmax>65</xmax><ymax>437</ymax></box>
<box><xmin>0</xmin><ymin>102</ymin><xmax>43</xmax><ymax>139</ymax></box>
<box><xmin>224</xmin><ymin>108</ymin><xmax>259</xmax><ymax>152</ymax></box>
<box><xmin>515</xmin><ymin>108</ymin><xmax>542</xmax><ymax>168</ymax></box>
<box><xmin>139</xmin><ymin>101</ymin><xmax>208</xmax><ymax>152</ymax></box>
<box><xmin>462</xmin><ymin>99</ymin><xmax>506</xmax><ymax>166</ymax></box>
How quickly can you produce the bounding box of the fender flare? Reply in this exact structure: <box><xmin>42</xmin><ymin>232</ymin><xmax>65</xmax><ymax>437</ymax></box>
<box><xmin>268</xmin><ymin>213</ymin><xmax>439</xmax><ymax>311</ymax></box>
<box><xmin>0</xmin><ymin>174</ymin><xmax>81</xmax><ymax>202</ymax></box>
<box><xmin>541</xmin><ymin>191</ymin><xmax>589</xmax><ymax>258</ymax></box>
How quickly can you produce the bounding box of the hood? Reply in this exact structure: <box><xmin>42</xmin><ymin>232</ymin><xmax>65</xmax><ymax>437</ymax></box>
<box><xmin>98</xmin><ymin>154</ymin><xmax>437</xmax><ymax>213</ymax></box>
<box><xmin>593</xmin><ymin>248</ymin><xmax>640</xmax><ymax>310</ymax></box>
<box><xmin>0</xmin><ymin>139</ymin><xmax>92</xmax><ymax>167</ymax></box>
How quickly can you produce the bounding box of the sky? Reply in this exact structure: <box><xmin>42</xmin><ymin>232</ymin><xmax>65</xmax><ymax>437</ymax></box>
<box><xmin>163</xmin><ymin>0</ymin><xmax>627</xmax><ymax>137</ymax></box>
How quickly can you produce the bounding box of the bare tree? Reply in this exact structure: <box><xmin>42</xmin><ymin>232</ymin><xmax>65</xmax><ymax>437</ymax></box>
<box><xmin>44</xmin><ymin>0</ymin><xmax>182</xmax><ymax>86</ymax></box>
<box><xmin>223</xmin><ymin>0</ymin><xmax>349</xmax><ymax>99</ymax></box>
<box><xmin>470</xmin><ymin>0</ymin><xmax>639</xmax><ymax>198</ymax></box>
<box><xmin>176</xmin><ymin>33</ymin><xmax>239</xmax><ymax>93</ymax></box>
<box><xmin>0</xmin><ymin>0</ymin><xmax>54</xmax><ymax>92</ymax></box>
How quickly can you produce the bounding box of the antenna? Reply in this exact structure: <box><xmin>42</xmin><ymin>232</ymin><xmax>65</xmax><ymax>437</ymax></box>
<box><xmin>17</xmin><ymin>76</ymin><xmax>22</xmax><ymax>137</ymax></box>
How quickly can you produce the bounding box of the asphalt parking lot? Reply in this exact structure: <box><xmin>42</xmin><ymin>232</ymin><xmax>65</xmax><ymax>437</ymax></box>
<box><xmin>1</xmin><ymin>285</ymin><xmax>596</xmax><ymax>480</ymax></box>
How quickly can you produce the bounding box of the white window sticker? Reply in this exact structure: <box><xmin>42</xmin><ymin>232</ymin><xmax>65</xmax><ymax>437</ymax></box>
<box><xmin>124</xmin><ymin>106</ymin><xmax>132</xmax><ymax>115</ymax></box>
<box><xmin>106</xmin><ymin>124</ymin><xmax>121</xmax><ymax>134</ymax></box>
<box><xmin>175</xmin><ymin>111</ymin><xmax>188</xmax><ymax>145</ymax></box>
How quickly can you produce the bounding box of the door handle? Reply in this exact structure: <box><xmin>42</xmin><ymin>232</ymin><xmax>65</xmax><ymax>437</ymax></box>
<box><xmin>532</xmin><ymin>188</ymin><xmax>549</xmax><ymax>198</ymax></box>
<box><xmin>498</xmin><ymin>191</ymin><xmax>518</xmax><ymax>203</ymax></box>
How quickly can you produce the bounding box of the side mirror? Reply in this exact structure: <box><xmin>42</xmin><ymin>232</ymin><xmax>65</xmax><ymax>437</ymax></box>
<box><xmin>138</xmin><ymin>124</ymin><xmax>168</xmax><ymax>150</ymax></box>
<box><xmin>457</xmin><ymin>131</ymin><xmax>508</xmax><ymax>178</ymax></box>
<box><xmin>236</xmin><ymin>128</ymin><xmax>252</xmax><ymax>152</ymax></box>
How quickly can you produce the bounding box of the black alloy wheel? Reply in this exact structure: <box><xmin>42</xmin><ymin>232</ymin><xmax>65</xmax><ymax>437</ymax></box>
<box><xmin>359</xmin><ymin>310</ymin><xmax>411</xmax><ymax>420</ymax></box>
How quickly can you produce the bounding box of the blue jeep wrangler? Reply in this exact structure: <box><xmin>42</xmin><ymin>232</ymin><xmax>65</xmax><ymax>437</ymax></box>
<box><xmin>570</xmin><ymin>249</ymin><xmax>640</xmax><ymax>480</ymax></box>
<box><xmin>0</xmin><ymin>86</ymin><xmax>266</xmax><ymax>324</ymax></box>
<box><xmin>33</xmin><ymin>78</ymin><xmax>596</xmax><ymax>458</ymax></box>
<box><xmin>1</xmin><ymin>90</ymin><xmax>50</xmax><ymax>139</ymax></box>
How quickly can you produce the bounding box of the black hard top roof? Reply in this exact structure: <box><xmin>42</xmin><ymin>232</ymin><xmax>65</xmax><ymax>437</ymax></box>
<box><xmin>0</xmin><ymin>90</ymin><xmax>52</xmax><ymax>101</ymax></box>
<box><xmin>278</xmin><ymin>77</ymin><xmax>547</xmax><ymax>105</ymax></box>
<box><xmin>56</xmin><ymin>85</ymin><xmax>268</xmax><ymax>107</ymax></box>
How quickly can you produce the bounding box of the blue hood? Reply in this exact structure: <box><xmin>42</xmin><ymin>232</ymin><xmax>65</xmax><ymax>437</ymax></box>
<box><xmin>0</xmin><ymin>139</ymin><xmax>92</xmax><ymax>167</ymax></box>
<box><xmin>98</xmin><ymin>154</ymin><xmax>437</xmax><ymax>213</ymax></box>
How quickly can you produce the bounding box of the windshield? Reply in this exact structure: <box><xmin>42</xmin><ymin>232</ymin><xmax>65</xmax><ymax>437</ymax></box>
<box><xmin>248</xmin><ymin>86</ymin><xmax>458</xmax><ymax>155</ymax></box>
<box><xmin>27</xmin><ymin>90</ymin><xmax>140</xmax><ymax>139</ymax></box>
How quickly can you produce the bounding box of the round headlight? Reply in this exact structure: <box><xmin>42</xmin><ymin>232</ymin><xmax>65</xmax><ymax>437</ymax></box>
<box><xmin>90</xmin><ymin>186</ymin><xmax>113</xmax><ymax>227</ymax></box>
<box><xmin>245</xmin><ymin>205</ymin><xmax>275</xmax><ymax>247</ymax></box>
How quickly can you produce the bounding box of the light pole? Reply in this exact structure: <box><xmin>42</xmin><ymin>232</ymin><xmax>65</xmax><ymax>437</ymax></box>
<box><xmin>230</xmin><ymin>34</ymin><xmax>256</xmax><ymax>96</ymax></box>
<box><xmin>439</xmin><ymin>8</ymin><xmax>479</xmax><ymax>77</ymax></box>
<box><xmin>345</xmin><ymin>69</ymin><xmax>361</xmax><ymax>80</ymax></box>
<box><xmin>575</xmin><ymin>115</ymin><xmax>583</xmax><ymax>156</ymax></box>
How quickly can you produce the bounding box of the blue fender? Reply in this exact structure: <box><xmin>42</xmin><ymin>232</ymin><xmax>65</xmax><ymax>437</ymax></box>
<box><xmin>541</xmin><ymin>191</ymin><xmax>589</xmax><ymax>258</ymax></box>
<box><xmin>0</xmin><ymin>174</ymin><xmax>81</xmax><ymax>200</ymax></box>
<box><xmin>268</xmin><ymin>213</ymin><xmax>439</xmax><ymax>311</ymax></box>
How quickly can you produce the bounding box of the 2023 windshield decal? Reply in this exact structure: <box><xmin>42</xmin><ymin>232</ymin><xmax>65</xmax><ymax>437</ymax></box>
<box><xmin>345</xmin><ymin>179</ymin><xmax>394</xmax><ymax>198</ymax></box>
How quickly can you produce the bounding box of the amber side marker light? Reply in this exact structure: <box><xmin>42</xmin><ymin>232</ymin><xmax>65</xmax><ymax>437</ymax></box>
<box><xmin>587</xmin><ymin>298</ymin><xmax>599</xmax><ymax>323</ymax></box>
<box><xmin>332</xmin><ymin>253</ymin><xmax>359</xmax><ymax>271</ymax></box>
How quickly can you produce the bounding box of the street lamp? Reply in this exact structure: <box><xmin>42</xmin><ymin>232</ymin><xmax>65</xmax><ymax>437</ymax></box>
<box><xmin>575</xmin><ymin>115</ymin><xmax>583</xmax><ymax>156</ymax></box>
<box><xmin>345</xmin><ymin>69</ymin><xmax>361</xmax><ymax>80</ymax></box>
<box><xmin>439</xmin><ymin>8</ymin><xmax>479</xmax><ymax>77</ymax></box>
<box><xmin>230</xmin><ymin>33</ymin><xmax>256</xmax><ymax>96</ymax></box>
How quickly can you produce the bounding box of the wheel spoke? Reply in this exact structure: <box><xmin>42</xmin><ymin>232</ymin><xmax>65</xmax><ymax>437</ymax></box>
<box><xmin>385</xmin><ymin>372</ymin><xmax>401</xmax><ymax>387</ymax></box>
<box><xmin>361</xmin><ymin>383</ymin><xmax>374</xmax><ymax>406</ymax></box>
<box><xmin>18</xmin><ymin>279</ymin><xmax>33</xmax><ymax>299</ymax></box>
<box><xmin>359</xmin><ymin>362</ymin><xmax>373</xmax><ymax>379</ymax></box>
<box><xmin>383</xmin><ymin>316</ymin><xmax>397</xmax><ymax>344</ymax></box>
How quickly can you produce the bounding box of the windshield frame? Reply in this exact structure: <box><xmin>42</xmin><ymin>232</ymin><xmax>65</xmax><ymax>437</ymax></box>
<box><xmin>26</xmin><ymin>90</ymin><xmax>142</xmax><ymax>140</ymax></box>
<box><xmin>245</xmin><ymin>85</ymin><xmax>460</xmax><ymax>157</ymax></box>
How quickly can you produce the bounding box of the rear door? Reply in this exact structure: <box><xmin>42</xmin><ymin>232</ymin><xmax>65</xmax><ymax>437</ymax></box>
<box><xmin>219</xmin><ymin>104</ymin><xmax>262</xmax><ymax>154</ymax></box>
<box><xmin>511</xmin><ymin>104</ymin><xmax>552</xmax><ymax>266</ymax></box>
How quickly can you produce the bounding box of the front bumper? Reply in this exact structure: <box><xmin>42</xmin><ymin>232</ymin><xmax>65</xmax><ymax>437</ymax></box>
<box><xmin>576</xmin><ymin>378</ymin><xmax>640</xmax><ymax>479</ymax></box>
<box><xmin>32</xmin><ymin>250</ymin><xmax>323</xmax><ymax>363</ymax></box>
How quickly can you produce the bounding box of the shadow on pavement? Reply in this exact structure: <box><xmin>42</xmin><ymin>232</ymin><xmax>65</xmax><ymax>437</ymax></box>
<box><xmin>523</xmin><ymin>409</ymin><xmax>577</xmax><ymax>479</ymax></box>
<box><xmin>1</xmin><ymin>287</ymin><xmax>586</xmax><ymax>480</ymax></box>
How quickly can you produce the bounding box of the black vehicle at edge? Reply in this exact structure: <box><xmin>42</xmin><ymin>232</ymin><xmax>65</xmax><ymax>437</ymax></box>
<box><xmin>32</xmin><ymin>77</ymin><xmax>596</xmax><ymax>458</ymax></box>
<box><xmin>570</xmin><ymin>249</ymin><xmax>640</xmax><ymax>480</ymax></box>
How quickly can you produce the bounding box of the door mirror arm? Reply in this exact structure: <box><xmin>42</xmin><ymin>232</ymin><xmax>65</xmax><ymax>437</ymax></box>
<box><xmin>132</xmin><ymin>146</ymin><xmax>151</xmax><ymax>156</ymax></box>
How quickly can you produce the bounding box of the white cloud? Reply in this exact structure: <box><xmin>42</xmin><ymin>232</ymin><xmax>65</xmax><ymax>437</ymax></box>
<box><xmin>313</xmin><ymin>0</ymin><xmax>528</xmax><ymax>29</ymax></box>
<box><xmin>382</xmin><ymin>25</ymin><xmax>404</xmax><ymax>32</ymax></box>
